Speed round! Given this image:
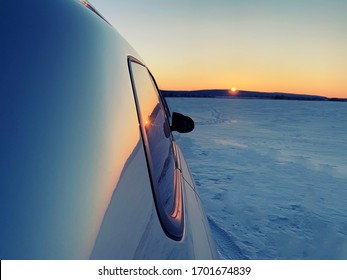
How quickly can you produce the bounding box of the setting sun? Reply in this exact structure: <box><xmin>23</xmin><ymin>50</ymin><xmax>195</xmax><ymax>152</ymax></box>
<box><xmin>229</xmin><ymin>87</ymin><xmax>238</xmax><ymax>95</ymax></box>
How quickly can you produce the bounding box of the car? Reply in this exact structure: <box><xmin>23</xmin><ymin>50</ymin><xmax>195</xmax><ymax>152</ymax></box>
<box><xmin>0</xmin><ymin>0</ymin><xmax>217</xmax><ymax>259</ymax></box>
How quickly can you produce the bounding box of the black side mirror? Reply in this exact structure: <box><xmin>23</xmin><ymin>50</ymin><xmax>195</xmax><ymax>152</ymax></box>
<box><xmin>170</xmin><ymin>112</ymin><xmax>195</xmax><ymax>133</ymax></box>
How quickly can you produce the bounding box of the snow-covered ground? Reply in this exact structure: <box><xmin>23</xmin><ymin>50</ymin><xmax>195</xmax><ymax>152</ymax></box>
<box><xmin>167</xmin><ymin>98</ymin><xmax>347</xmax><ymax>260</ymax></box>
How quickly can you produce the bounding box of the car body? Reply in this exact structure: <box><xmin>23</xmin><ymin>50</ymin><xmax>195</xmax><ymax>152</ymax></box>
<box><xmin>0</xmin><ymin>0</ymin><xmax>217</xmax><ymax>259</ymax></box>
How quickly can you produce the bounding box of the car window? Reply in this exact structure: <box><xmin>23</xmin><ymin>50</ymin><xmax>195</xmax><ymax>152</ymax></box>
<box><xmin>129</xmin><ymin>58</ymin><xmax>183</xmax><ymax>240</ymax></box>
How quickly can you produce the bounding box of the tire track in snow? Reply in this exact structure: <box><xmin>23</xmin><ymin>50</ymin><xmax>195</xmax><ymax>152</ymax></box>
<box><xmin>207</xmin><ymin>216</ymin><xmax>249</xmax><ymax>260</ymax></box>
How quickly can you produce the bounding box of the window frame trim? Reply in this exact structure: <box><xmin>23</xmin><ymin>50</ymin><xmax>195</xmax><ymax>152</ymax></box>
<box><xmin>127</xmin><ymin>56</ymin><xmax>184</xmax><ymax>241</ymax></box>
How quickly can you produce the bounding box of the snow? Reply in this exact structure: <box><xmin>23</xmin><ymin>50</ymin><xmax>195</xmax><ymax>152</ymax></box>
<box><xmin>166</xmin><ymin>98</ymin><xmax>347</xmax><ymax>259</ymax></box>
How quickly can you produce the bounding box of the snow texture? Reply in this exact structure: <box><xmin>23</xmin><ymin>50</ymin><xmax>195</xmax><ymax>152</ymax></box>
<box><xmin>166</xmin><ymin>98</ymin><xmax>347</xmax><ymax>260</ymax></box>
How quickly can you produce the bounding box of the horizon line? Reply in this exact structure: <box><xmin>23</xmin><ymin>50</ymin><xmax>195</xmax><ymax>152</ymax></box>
<box><xmin>160</xmin><ymin>88</ymin><xmax>347</xmax><ymax>100</ymax></box>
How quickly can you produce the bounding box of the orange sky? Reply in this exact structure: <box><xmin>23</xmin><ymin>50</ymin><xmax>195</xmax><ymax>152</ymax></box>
<box><xmin>91</xmin><ymin>0</ymin><xmax>347</xmax><ymax>98</ymax></box>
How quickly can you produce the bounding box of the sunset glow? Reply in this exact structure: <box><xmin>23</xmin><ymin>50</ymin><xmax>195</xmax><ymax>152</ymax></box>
<box><xmin>229</xmin><ymin>87</ymin><xmax>238</xmax><ymax>95</ymax></box>
<box><xmin>91</xmin><ymin>0</ymin><xmax>347</xmax><ymax>98</ymax></box>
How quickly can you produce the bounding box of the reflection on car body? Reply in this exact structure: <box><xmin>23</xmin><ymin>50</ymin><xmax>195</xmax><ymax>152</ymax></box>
<box><xmin>0</xmin><ymin>0</ymin><xmax>217</xmax><ymax>259</ymax></box>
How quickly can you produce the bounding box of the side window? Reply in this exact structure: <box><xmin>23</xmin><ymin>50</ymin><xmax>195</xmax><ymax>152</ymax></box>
<box><xmin>128</xmin><ymin>58</ymin><xmax>183</xmax><ymax>240</ymax></box>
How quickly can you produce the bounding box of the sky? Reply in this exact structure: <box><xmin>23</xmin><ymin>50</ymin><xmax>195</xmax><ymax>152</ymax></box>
<box><xmin>89</xmin><ymin>0</ymin><xmax>347</xmax><ymax>98</ymax></box>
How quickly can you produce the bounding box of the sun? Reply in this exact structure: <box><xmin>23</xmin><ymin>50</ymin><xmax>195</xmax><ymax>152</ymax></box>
<box><xmin>229</xmin><ymin>87</ymin><xmax>238</xmax><ymax>95</ymax></box>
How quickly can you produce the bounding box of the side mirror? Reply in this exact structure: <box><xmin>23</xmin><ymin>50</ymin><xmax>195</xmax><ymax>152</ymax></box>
<box><xmin>170</xmin><ymin>112</ymin><xmax>195</xmax><ymax>133</ymax></box>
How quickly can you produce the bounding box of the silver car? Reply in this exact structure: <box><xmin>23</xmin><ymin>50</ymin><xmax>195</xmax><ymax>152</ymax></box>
<box><xmin>0</xmin><ymin>0</ymin><xmax>217</xmax><ymax>259</ymax></box>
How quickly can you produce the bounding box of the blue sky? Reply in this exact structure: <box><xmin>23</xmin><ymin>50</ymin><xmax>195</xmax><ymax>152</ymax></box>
<box><xmin>89</xmin><ymin>0</ymin><xmax>347</xmax><ymax>97</ymax></box>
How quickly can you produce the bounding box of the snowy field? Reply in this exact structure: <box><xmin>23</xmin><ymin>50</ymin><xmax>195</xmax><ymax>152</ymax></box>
<box><xmin>166</xmin><ymin>98</ymin><xmax>347</xmax><ymax>260</ymax></box>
